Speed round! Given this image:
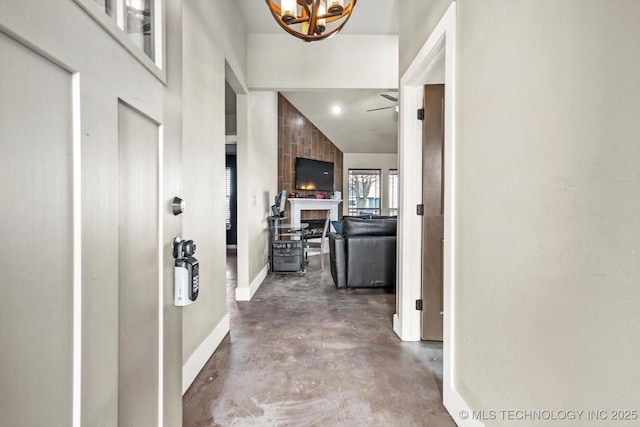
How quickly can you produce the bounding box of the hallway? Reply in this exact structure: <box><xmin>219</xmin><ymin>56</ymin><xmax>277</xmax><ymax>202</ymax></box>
<box><xmin>183</xmin><ymin>252</ymin><xmax>455</xmax><ymax>426</ymax></box>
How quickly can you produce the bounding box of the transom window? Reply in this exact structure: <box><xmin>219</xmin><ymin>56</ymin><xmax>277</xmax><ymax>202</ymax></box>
<box><xmin>93</xmin><ymin>0</ymin><xmax>114</xmax><ymax>16</ymax></box>
<box><xmin>86</xmin><ymin>0</ymin><xmax>161</xmax><ymax>66</ymax></box>
<box><xmin>125</xmin><ymin>0</ymin><xmax>155</xmax><ymax>61</ymax></box>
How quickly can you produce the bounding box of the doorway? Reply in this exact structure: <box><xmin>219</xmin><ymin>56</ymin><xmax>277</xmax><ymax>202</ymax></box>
<box><xmin>397</xmin><ymin>2</ymin><xmax>469</xmax><ymax>424</ymax></box>
<box><xmin>226</xmin><ymin>148</ymin><xmax>237</xmax><ymax>247</ymax></box>
<box><xmin>421</xmin><ymin>84</ymin><xmax>445</xmax><ymax>342</ymax></box>
<box><xmin>225</xmin><ymin>81</ymin><xmax>238</xmax><ymax>249</ymax></box>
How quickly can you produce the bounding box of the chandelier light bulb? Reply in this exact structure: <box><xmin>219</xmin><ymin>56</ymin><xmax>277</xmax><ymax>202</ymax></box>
<box><xmin>280</xmin><ymin>0</ymin><xmax>296</xmax><ymax>23</ymax></box>
<box><xmin>328</xmin><ymin>0</ymin><xmax>344</xmax><ymax>14</ymax></box>
<box><xmin>317</xmin><ymin>0</ymin><xmax>327</xmax><ymax>33</ymax></box>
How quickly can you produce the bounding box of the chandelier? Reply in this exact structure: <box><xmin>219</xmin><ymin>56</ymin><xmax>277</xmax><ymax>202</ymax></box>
<box><xmin>265</xmin><ymin>0</ymin><xmax>357</xmax><ymax>42</ymax></box>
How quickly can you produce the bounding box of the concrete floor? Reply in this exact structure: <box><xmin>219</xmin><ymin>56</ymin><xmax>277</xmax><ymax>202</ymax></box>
<box><xmin>183</xmin><ymin>251</ymin><xmax>455</xmax><ymax>426</ymax></box>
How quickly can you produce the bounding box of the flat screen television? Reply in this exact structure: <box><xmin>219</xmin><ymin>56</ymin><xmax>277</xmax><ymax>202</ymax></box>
<box><xmin>295</xmin><ymin>157</ymin><xmax>334</xmax><ymax>192</ymax></box>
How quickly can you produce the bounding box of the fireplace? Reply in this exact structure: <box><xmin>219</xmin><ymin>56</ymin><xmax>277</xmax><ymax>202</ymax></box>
<box><xmin>288</xmin><ymin>198</ymin><xmax>342</xmax><ymax>232</ymax></box>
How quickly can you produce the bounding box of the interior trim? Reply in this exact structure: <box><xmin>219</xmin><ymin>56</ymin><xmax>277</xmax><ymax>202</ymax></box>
<box><xmin>398</xmin><ymin>2</ymin><xmax>480</xmax><ymax>426</ymax></box>
<box><xmin>157</xmin><ymin>124</ymin><xmax>165</xmax><ymax>427</ymax></box>
<box><xmin>182</xmin><ymin>314</ymin><xmax>230</xmax><ymax>395</ymax></box>
<box><xmin>72</xmin><ymin>71</ymin><xmax>82</xmax><ymax>427</ymax></box>
<box><xmin>235</xmin><ymin>264</ymin><xmax>269</xmax><ymax>301</ymax></box>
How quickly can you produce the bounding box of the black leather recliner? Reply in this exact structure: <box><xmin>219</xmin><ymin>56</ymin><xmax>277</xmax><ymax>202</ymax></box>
<box><xmin>328</xmin><ymin>216</ymin><xmax>397</xmax><ymax>290</ymax></box>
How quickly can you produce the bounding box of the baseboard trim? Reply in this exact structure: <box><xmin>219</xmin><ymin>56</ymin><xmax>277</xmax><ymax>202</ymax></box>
<box><xmin>445</xmin><ymin>386</ymin><xmax>484</xmax><ymax>427</ymax></box>
<box><xmin>235</xmin><ymin>264</ymin><xmax>268</xmax><ymax>301</ymax></box>
<box><xmin>182</xmin><ymin>313</ymin><xmax>230</xmax><ymax>395</ymax></box>
<box><xmin>393</xmin><ymin>313</ymin><xmax>402</xmax><ymax>338</ymax></box>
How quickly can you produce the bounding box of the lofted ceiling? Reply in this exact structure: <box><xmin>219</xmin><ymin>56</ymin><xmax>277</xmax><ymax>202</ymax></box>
<box><xmin>233</xmin><ymin>0</ymin><xmax>400</xmax><ymax>154</ymax></box>
<box><xmin>281</xmin><ymin>89</ymin><xmax>399</xmax><ymax>154</ymax></box>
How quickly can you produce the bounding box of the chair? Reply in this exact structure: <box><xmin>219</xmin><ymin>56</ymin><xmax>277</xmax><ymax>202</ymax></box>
<box><xmin>305</xmin><ymin>210</ymin><xmax>331</xmax><ymax>270</ymax></box>
<box><xmin>328</xmin><ymin>216</ymin><xmax>397</xmax><ymax>289</ymax></box>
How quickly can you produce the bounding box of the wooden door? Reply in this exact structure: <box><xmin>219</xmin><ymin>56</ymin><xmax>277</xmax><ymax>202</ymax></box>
<box><xmin>421</xmin><ymin>84</ymin><xmax>445</xmax><ymax>341</ymax></box>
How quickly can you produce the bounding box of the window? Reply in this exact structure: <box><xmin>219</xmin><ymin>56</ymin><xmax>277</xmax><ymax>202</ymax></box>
<box><xmin>348</xmin><ymin>169</ymin><xmax>381</xmax><ymax>216</ymax></box>
<box><xmin>93</xmin><ymin>0</ymin><xmax>114</xmax><ymax>16</ymax></box>
<box><xmin>80</xmin><ymin>0</ymin><xmax>161</xmax><ymax>68</ymax></box>
<box><xmin>125</xmin><ymin>0</ymin><xmax>155</xmax><ymax>61</ymax></box>
<box><xmin>389</xmin><ymin>169</ymin><xmax>398</xmax><ymax>216</ymax></box>
<box><xmin>225</xmin><ymin>167</ymin><xmax>231</xmax><ymax>229</ymax></box>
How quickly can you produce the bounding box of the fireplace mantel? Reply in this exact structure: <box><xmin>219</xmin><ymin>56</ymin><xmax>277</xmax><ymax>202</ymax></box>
<box><xmin>288</xmin><ymin>198</ymin><xmax>342</xmax><ymax>229</ymax></box>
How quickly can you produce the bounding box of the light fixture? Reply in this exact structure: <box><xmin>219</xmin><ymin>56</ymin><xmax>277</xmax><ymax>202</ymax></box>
<box><xmin>332</xmin><ymin>105</ymin><xmax>342</xmax><ymax>114</ymax></box>
<box><xmin>265</xmin><ymin>0</ymin><xmax>357</xmax><ymax>42</ymax></box>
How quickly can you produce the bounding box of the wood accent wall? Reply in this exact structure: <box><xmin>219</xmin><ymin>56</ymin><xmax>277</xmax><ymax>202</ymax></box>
<box><xmin>278</xmin><ymin>93</ymin><xmax>343</xmax><ymax>220</ymax></box>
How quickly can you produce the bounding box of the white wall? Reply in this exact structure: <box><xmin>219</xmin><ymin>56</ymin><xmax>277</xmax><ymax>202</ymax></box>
<box><xmin>248</xmin><ymin>34</ymin><xmax>398</xmax><ymax>90</ymax></box>
<box><xmin>399</xmin><ymin>1</ymin><xmax>640</xmax><ymax>425</ymax></box>
<box><xmin>186</xmin><ymin>0</ymin><xmax>248</xmax><ymax>93</ymax></box>
<box><xmin>455</xmin><ymin>2</ymin><xmax>640</xmax><ymax>421</ymax></box>
<box><xmin>181</xmin><ymin>0</ymin><xmax>230</xmax><ymax>393</ymax></box>
<box><xmin>398</xmin><ymin>0</ymin><xmax>452</xmax><ymax>76</ymax></box>
<box><xmin>342</xmin><ymin>153</ymin><xmax>398</xmax><ymax>216</ymax></box>
<box><xmin>236</xmin><ymin>91</ymin><xmax>279</xmax><ymax>300</ymax></box>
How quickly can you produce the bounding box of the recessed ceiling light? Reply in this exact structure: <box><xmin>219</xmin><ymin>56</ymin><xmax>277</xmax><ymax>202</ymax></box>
<box><xmin>332</xmin><ymin>105</ymin><xmax>342</xmax><ymax>114</ymax></box>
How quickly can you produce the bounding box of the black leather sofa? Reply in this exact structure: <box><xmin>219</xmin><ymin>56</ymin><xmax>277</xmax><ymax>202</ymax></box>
<box><xmin>328</xmin><ymin>216</ymin><xmax>397</xmax><ymax>290</ymax></box>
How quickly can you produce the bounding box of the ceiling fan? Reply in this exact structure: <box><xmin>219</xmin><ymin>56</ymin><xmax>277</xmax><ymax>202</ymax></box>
<box><xmin>366</xmin><ymin>93</ymin><xmax>398</xmax><ymax>112</ymax></box>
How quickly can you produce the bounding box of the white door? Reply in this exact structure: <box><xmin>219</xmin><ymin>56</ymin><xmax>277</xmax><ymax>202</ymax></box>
<box><xmin>0</xmin><ymin>1</ymin><xmax>180</xmax><ymax>425</ymax></box>
<box><xmin>0</xmin><ymin>32</ymin><xmax>75</xmax><ymax>426</ymax></box>
<box><xmin>118</xmin><ymin>103</ymin><xmax>160</xmax><ymax>426</ymax></box>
